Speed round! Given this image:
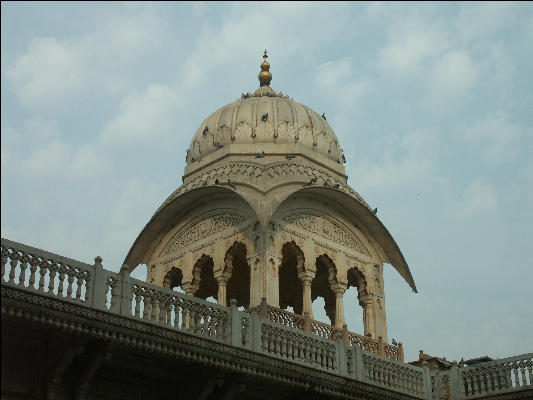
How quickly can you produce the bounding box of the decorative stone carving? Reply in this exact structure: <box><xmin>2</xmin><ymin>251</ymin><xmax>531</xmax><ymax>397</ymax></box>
<box><xmin>282</xmin><ymin>213</ymin><xmax>367</xmax><ymax>254</ymax></box>
<box><xmin>163</xmin><ymin>213</ymin><xmax>245</xmax><ymax>255</ymax></box>
<box><xmin>157</xmin><ymin>161</ymin><xmax>371</xmax><ymax>215</ymax></box>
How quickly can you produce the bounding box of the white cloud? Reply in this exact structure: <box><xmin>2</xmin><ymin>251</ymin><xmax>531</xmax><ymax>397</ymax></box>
<box><xmin>459</xmin><ymin>177</ymin><xmax>497</xmax><ymax>216</ymax></box>
<box><xmin>454</xmin><ymin>2</ymin><xmax>518</xmax><ymax>44</ymax></box>
<box><xmin>351</xmin><ymin>129</ymin><xmax>441</xmax><ymax>191</ymax></box>
<box><xmin>4</xmin><ymin>37</ymin><xmax>85</xmax><ymax>111</ymax></box>
<box><xmin>315</xmin><ymin>58</ymin><xmax>371</xmax><ymax>109</ymax></box>
<box><xmin>427</xmin><ymin>50</ymin><xmax>478</xmax><ymax>103</ymax></box>
<box><xmin>378</xmin><ymin>17</ymin><xmax>450</xmax><ymax>75</ymax></box>
<box><xmin>463</xmin><ymin>113</ymin><xmax>523</xmax><ymax>165</ymax></box>
<box><xmin>99</xmin><ymin>84</ymin><xmax>180</xmax><ymax>145</ymax></box>
<box><xmin>3</xmin><ymin>10</ymin><xmax>165</xmax><ymax>113</ymax></box>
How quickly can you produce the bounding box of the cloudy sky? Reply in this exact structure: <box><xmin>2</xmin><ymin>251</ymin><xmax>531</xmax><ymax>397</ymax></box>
<box><xmin>2</xmin><ymin>2</ymin><xmax>532</xmax><ymax>363</ymax></box>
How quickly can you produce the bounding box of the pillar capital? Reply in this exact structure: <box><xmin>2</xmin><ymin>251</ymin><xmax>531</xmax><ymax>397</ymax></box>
<box><xmin>181</xmin><ymin>281</ymin><xmax>199</xmax><ymax>296</ymax></box>
<box><xmin>213</xmin><ymin>270</ymin><xmax>231</xmax><ymax>283</ymax></box>
<box><xmin>298</xmin><ymin>270</ymin><xmax>315</xmax><ymax>284</ymax></box>
<box><xmin>331</xmin><ymin>282</ymin><xmax>347</xmax><ymax>296</ymax></box>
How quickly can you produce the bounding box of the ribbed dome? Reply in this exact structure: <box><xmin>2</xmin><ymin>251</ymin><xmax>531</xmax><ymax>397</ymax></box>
<box><xmin>186</xmin><ymin>86</ymin><xmax>343</xmax><ymax>165</ymax></box>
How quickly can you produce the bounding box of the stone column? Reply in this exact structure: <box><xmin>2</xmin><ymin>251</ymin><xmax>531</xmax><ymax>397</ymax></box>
<box><xmin>358</xmin><ymin>292</ymin><xmax>387</xmax><ymax>341</ymax></box>
<box><xmin>264</xmin><ymin>256</ymin><xmax>280</xmax><ymax>308</ymax></box>
<box><xmin>332</xmin><ymin>283</ymin><xmax>347</xmax><ymax>329</ymax></box>
<box><xmin>181</xmin><ymin>282</ymin><xmax>199</xmax><ymax>330</ymax></box>
<box><xmin>214</xmin><ymin>271</ymin><xmax>229</xmax><ymax>307</ymax></box>
<box><xmin>298</xmin><ymin>270</ymin><xmax>315</xmax><ymax>320</ymax></box>
<box><xmin>358</xmin><ymin>292</ymin><xmax>375</xmax><ymax>338</ymax></box>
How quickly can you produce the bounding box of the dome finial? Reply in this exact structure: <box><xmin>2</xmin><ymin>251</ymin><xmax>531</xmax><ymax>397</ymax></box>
<box><xmin>258</xmin><ymin>49</ymin><xmax>272</xmax><ymax>87</ymax></box>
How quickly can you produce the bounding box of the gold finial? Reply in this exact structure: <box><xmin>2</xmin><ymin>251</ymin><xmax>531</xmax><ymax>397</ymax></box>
<box><xmin>258</xmin><ymin>49</ymin><xmax>272</xmax><ymax>87</ymax></box>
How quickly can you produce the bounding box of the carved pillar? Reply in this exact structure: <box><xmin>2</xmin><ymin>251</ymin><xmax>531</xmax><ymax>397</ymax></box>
<box><xmin>358</xmin><ymin>292</ymin><xmax>375</xmax><ymax>338</ymax></box>
<box><xmin>248</xmin><ymin>255</ymin><xmax>263</xmax><ymax>307</ymax></box>
<box><xmin>298</xmin><ymin>270</ymin><xmax>315</xmax><ymax>319</ymax></box>
<box><xmin>358</xmin><ymin>292</ymin><xmax>387</xmax><ymax>341</ymax></box>
<box><xmin>214</xmin><ymin>271</ymin><xmax>230</xmax><ymax>307</ymax></box>
<box><xmin>265</xmin><ymin>255</ymin><xmax>281</xmax><ymax>308</ymax></box>
<box><xmin>181</xmin><ymin>282</ymin><xmax>199</xmax><ymax>329</ymax></box>
<box><xmin>332</xmin><ymin>283</ymin><xmax>347</xmax><ymax>328</ymax></box>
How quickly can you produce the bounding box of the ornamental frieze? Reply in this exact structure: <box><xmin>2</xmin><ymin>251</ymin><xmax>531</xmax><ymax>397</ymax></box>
<box><xmin>163</xmin><ymin>213</ymin><xmax>245</xmax><ymax>255</ymax></box>
<box><xmin>156</xmin><ymin>161</ymin><xmax>370</xmax><ymax>214</ymax></box>
<box><xmin>282</xmin><ymin>213</ymin><xmax>367</xmax><ymax>254</ymax></box>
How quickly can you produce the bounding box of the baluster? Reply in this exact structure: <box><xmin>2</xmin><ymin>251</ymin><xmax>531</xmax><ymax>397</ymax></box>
<box><xmin>84</xmin><ymin>271</ymin><xmax>91</xmax><ymax>303</ymax></box>
<box><xmin>166</xmin><ymin>302</ymin><xmax>172</xmax><ymax>326</ymax></box>
<box><xmin>48</xmin><ymin>263</ymin><xmax>57</xmax><ymax>293</ymax></box>
<box><xmin>1</xmin><ymin>250</ymin><xmax>7</xmax><ymax>280</ymax></box>
<box><xmin>67</xmin><ymin>272</ymin><xmax>75</xmax><ymax>299</ymax></box>
<box><xmin>134</xmin><ymin>291</ymin><xmax>141</xmax><ymax>318</ymax></box>
<box><xmin>189</xmin><ymin>309</ymin><xmax>197</xmax><ymax>332</ymax></box>
<box><xmin>29</xmin><ymin>258</ymin><xmax>38</xmax><ymax>289</ymax></box>
<box><xmin>8</xmin><ymin>256</ymin><xmax>18</xmax><ymax>284</ymax></box>
<box><xmin>520</xmin><ymin>362</ymin><xmax>527</xmax><ymax>388</ymax></box>
<box><xmin>57</xmin><ymin>265</ymin><xmax>66</xmax><ymax>296</ymax></box>
<box><xmin>159</xmin><ymin>299</ymin><xmax>166</xmax><ymax>325</ymax></box>
<box><xmin>260</xmin><ymin>330</ymin><xmax>266</xmax><ymax>352</ymax></box>
<box><xmin>75</xmin><ymin>272</ymin><xmax>83</xmax><ymax>300</ymax></box>
<box><xmin>525</xmin><ymin>360</ymin><xmax>533</xmax><ymax>386</ymax></box>
<box><xmin>151</xmin><ymin>295</ymin><xmax>158</xmax><ymax>322</ymax></box>
<box><xmin>142</xmin><ymin>292</ymin><xmax>150</xmax><ymax>319</ymax></box>
<box><xmin>18</xmin><ymin>256</ymin><xmax>28</xmax><ymax>286</ymax></box>
<box><xmin>38</xmin><ymin>261</ymin><xmax>47</xmax><ymax>292</ymax></box>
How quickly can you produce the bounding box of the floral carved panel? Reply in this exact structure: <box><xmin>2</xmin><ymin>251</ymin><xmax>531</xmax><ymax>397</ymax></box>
<box><xmin>163</xmin><ymin>213</ymin><xmax>245</xmax><ymax>255</ymax></box>
<box><xmin>282</xmin><ymin>213</ymin><xmax>368</xmax><ymax>255</ymax></box>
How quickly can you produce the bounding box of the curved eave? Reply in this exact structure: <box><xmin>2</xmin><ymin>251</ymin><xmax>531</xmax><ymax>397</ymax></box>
<box><xmin>293</xmin><ymin>186</ymin><xmax>418</xmax><ymax>293</ymax></box>
<box><xmin>123</xmin><ymin>186</ymin><xmax>254</xmax><ymax>271</ymax></box>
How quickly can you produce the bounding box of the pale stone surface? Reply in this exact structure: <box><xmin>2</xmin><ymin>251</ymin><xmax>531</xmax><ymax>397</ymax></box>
<box><xmin>123</xmin><ymin>76</ymin><xmax>418</xmax><ymax>341</ymax></box>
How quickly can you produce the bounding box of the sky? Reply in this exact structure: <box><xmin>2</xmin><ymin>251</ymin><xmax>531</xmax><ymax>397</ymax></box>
<box><xmin>2</xmin><ymin>2</ymin><xmax>532</xmax><ymax>363</ymax></box>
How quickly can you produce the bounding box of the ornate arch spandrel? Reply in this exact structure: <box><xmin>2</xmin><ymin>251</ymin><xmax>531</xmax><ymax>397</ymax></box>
<box><xmin>280</xmin><ymin>211</ymin><xmax>370</xmax><ymax>256</ymax></box>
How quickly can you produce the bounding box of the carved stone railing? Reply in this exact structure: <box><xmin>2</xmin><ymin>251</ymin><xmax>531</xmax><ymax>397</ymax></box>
<box><xmin>460</xmin><ymin>353</ymin><xmax>533</xmax><ymax>398</ymax></box>
<box><xmin>3</xmin><ymin>238</ymin><xmax>531</xmax><ymax>400</ymax></box>
<box><xmin>360</xmin><ymin>350</ymin><xmax>429</xmax><ymax>398</ymax></box>
<box><xmin>259</xmin><ymin>303</ymin><xmax>403</xmax><ymax>361</ymax></box>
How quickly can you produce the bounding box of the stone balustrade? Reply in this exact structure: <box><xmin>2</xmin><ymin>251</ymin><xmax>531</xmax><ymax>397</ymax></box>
<box><xmin>460</xmin><ymin>353</ymin><xmax>532</xmax><ymax>398</ymax></box>
<box><xmin>258</xmin><ymin>303</ymin><xmax>403</xmax><ymax>361</ymax></box>
<box><xmin>2</xmin><ymin>238</ymin><xmax>531</xmax><ymax>400</ymax></box>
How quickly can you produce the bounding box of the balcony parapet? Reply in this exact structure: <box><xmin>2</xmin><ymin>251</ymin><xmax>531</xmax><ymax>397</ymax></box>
<box><xmin>2</xmin><ymin>237</ymin><xmax>531</xmax><ymax>400</ymax></box>
<box><xmin>253</xmin><ymin>299</ymin><xmax>404</xmax><ymax>361</ymax></box>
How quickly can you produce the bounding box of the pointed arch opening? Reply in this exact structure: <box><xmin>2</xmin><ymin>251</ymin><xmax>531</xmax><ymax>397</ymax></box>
<box><xmin>279</xmin><ymin>242</ymin><xmax>304</xmax><ymax>314</ymax></box>
<box><xmin>163</xmin><ymin>267</ymin><xmax>184</xmax><ymax>292</ymax></box>
<box><xmin>347</xmin><ymin>266</ymin><xmax>368</xmax><ymax>334</ymax></box>
<box><xmin>192</xmin><ymin>255</ymin><xmax>217</xmax><ymax>302</ymax></box>
<box><xmin>225</xmin><ymin>242</ymin><xmax>250</xmax><ymax>308</ymax></box>
<box><xmin>311</xmin><ymin>254</ymin><xmax>338</xmax><ymax>325</ymax></box>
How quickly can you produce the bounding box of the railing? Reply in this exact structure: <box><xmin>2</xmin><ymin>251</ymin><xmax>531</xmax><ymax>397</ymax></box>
<box><xmin>2</xmin><ymin>238</ymin><xmax>531</xmax><ymax>400</ymax></box>
<box><xmin>260</xmin><ymin>304</ymin><xmax>403</xmax><ymax>361</ymax></box>
<box><xmin>361</xmin><ymin>350</ymin><xmax>427</xmax><ymax>398</ymax></box>
<box><xmin>460</xmin><ymin>353</ymin><xmax>533</xmax><ymax>398</ymax></box>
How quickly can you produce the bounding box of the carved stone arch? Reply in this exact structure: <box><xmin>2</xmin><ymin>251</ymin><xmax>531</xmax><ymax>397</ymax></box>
<box><xmin>347</xmin><ymin>265</ymin><xmax>368</xmax><ymax>296</ymax></box>
<box><xmin>224</xmin><ymin>241</ymin><xmax>250</xmax><ymax>308</ymax></box>
<box><xmin>315</xmin><ymin>253</ymin><xmax>338</xmax><ymax>285</ymax></box>
<box><xmin>278</xmin><ymin>241</ymin><xmax>305</xmax><ymax>314</ymax></box>
<box><xmin>277</xmin><ymin>209</ymin><xmax>372</xmax><ymax>258</ymax></box>
<box><xmin>312</xmin><ymin>253</ymin><xmax>338</xmax><ymax>325</ymax></box>
<box><xmin>159</xmin><ymin>209</ymin><xmax>247</xmax><ymax>260</ymax></box>
<box><xmin>189</xmin><ymin>254</ymin><xmax>217</xmax><ymax>301</ymax></box>
<box><xmin>163</xmin><ymin>267</ymin><xmax>183</xmax><ymax>290</ymax></box>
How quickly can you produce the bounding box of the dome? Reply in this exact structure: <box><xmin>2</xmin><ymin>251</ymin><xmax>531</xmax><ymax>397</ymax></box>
<box><xmin>186</xmin><ymin>83</ymin><xmax>343</xmax><ymax>167</ymax></box>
